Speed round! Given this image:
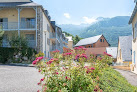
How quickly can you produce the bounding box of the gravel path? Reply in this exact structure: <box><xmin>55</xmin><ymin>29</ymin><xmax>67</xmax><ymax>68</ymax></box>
<box><xmin>0</xmin><ymin>65</ymin><xmax>43</xmax><ymax>92</ymax></box>
<box><xmin>115</xmin><ymin>69</ymin><xmax>137</xmax><ymax>86</ymax></box>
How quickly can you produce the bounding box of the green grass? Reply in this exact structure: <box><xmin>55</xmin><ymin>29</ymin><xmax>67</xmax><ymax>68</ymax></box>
<box><xmin>99</xmin><ymin>68</ymin><xmax>137</xmax><ymax>92</ymax></box>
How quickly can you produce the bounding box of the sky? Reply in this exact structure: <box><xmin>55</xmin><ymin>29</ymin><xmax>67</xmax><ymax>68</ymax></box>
<box><xmin>33</xmin><ymin>0</ymin><xmax>135</xmax><ymax>25</ymax></box>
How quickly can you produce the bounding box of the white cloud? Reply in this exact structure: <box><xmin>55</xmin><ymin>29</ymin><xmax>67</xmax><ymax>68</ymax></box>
<box><xmin>83</xmin><ymin>17</ymin><xmax>97</xmax><ymax>24</ymax></box>
<box><xmin>64</xmin><ymin>13</ymin><xmax>71</xmax><ymax>19</ymax></box>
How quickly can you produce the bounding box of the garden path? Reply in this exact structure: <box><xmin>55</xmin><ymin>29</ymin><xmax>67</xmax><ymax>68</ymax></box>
<box><xmin>0</xmin><ymin>65</ymin><xmax>43</xmax><ymax>92</ymax></box>
<box><xmin>115</xmin><ymin>69</ymin><xmax>137</xmax><ymax>86</ymax></box>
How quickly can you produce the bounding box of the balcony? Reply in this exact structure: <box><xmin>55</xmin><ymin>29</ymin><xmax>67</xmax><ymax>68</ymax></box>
<box><xmin>50</xmin><ymin>45</ymin><xmax>56</xmax><ymax>51</ymax></box>
<box><xmin>2</xmin><ymin>40</ymin><xmax>36</xmax><ymax>48</ymax></box>
<box><xmin>0</xmin><ymin>21</ymin><xmax>36</xmax><ymax>31</ymax></box>
<box><xmin>63</xmin><ymin>38</ymin><xmax>68</xmax><ymax>44</ymax></box>
<box><xmin>50</xmin><ymin>33</ymin><xmax>56</xmax><ymax>40</ymax></box>
<box><xmin>63</xmin><ymin>44</ymin><xmax>68</xmax><ymax>48</ymax></box>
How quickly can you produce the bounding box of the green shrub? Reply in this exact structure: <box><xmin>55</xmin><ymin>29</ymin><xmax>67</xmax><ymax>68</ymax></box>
<box><xmin>99</xmin><ymin>68</ymin><xmax>137</xmax><ymax>92</ymax></box>
<box><xmin>0</xmin><ymin>47</ymin><xmax>17</xmax><ymax>64</ymax></box>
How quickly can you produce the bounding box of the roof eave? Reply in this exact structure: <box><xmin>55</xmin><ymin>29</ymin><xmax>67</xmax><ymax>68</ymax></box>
<box><xmin>129</xmin><ymin>5</ymin><xmax>137</xmax><ymax>24</ymax></box>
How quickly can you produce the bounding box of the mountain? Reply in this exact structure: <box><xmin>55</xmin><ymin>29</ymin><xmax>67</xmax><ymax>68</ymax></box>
<box><xmin>59</xmin><ymin>16</ymin><xmax>132</xmax><ymax>46</ymax></box>
<box><xmin>58</xmin><ymin>24</ymin><xmax>89</xmax><ymax>36</ymax></box>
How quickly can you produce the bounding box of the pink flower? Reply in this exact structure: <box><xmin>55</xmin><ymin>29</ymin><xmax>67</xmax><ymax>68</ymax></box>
<box><xmin>104</xmin><ymin>52</ymin><xmax>112</xmax><ymax>57</ymax></box>
<box><xmin>44</xmin><ymin>87</ymin><xmax>47</xmax><ymax>91</ymax></box>
<box><xmin>91</xmin><ymin>67</ymin><xmax>95</xmax><ymax>70</ymax></box>
<box><xmin>32</xmin><ymin>60</ymin><xmax>37</xmax><ymax>65</ymax></box>
<box><xmin>37</xmin><ymin>82</ymin><xmax>40</xmax><ymax>85</ymax></box>
<box><xmin>37</xmin><ymin>90</ymin><xmax>40</xmax><ymax>92</ymax></box>
<box><xmin>65</xmin><ymin>76</ymin><xmax>68</xmax><ymax>79</ymax></box>
<box><xmin>41</xmin><ymin>79</ymin><xmax>44</xmax><ymax>81</ymax></box>
<box><xmin>56</xmin><ymin>72</ymin><xmax>59</xmax><ymax>74</ymax></box>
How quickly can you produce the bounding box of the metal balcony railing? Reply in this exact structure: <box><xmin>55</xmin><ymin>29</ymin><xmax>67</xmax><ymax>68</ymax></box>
<box><xmin>2</xmin><ymin>40</ymin><xmax>36</xmax><ymax>48</ymax></box>
<box><xmin>0</xmin><ymin>21</ymin><xmax>36</xmax><ymax>30</ymax></box>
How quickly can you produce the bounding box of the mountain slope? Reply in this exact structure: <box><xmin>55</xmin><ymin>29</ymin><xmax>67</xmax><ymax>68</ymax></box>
<box><xmin>79</xmin><ymin>16</ymin><xmax>132</xmax><ymax>46</ymax></box>
<box><xmin>59</xmin><ymin>16</ymin><xmax>132</xmax><ymax>46</ymax></box>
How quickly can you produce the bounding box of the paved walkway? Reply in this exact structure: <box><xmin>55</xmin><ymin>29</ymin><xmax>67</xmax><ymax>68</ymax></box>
<box><xmin>0</xmin><ymin>65</ymin><xmax>43</xmax><ymax>92</ymax></box>
<box><xmin>115</xmin><ymin>69</ymin><xmax>137</xmax><ymax>86</ymax></box>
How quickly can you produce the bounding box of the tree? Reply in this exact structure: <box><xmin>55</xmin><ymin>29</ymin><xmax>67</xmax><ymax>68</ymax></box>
<box><xmin>0</xmin><ymin>25</ymin><xmax>4</xmax><ymax>46</ymax></box>
<box><xmin>74</xmin><ymin>35</ymin><xmax>81</xmax><ymax>45</ymax></box>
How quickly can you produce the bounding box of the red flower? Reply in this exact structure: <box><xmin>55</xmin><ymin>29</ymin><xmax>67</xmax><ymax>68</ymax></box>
<box><xmin>41</xmin><ymin>78</ymin><xmax>44</xmax><ymax>81</ymax></box>
<box><xmin>91</xmin><ymin>67</ymin><xmax>95</xmax><ymax>70</ymax></box>
<box><xmin>37</xmin><ymin>90</ymin><xmax>40</xmax><ymax>92</ymax></box>
<box><xmin>37</xmin><ymin>82</ymin><xmax>40</xmax><ymax>85</ymax></box>
<box><xmin>104</xmin><ymin>52</ymin><xmax>112</xmax><ymax>57</ymax></box>
<box><xmin>94</xmin><ymin>89</ymin><xmax>97</xmax><ymax>92</ymax></box>
<box><xmin>65</xmin><ymin>76</ymin><xmax>68</xmax><ymax>79</ymax></box>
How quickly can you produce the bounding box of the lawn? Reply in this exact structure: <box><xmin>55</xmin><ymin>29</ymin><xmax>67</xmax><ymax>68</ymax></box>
<box><xmin>99</xmin><ymin>68</ymin><xmax>137</xmax><ymax>92</ymax></box>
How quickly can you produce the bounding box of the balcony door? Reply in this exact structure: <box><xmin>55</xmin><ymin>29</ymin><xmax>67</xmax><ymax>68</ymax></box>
<box><xmin>0</xmin><ymin>18</ymin><xmax>8</xmax><ymax>29</ymax></box>
<box><xmin>21</xmin><ymin>18</ymin><xmax>35</xmax><ymax>29</ymax></box>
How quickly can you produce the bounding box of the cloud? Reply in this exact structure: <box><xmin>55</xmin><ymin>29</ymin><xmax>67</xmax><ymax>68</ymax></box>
<box><xmin>83</xmin><ymin>17</ymin><xmax>97</xmax><ymax>24</ymax></box>
<box><xmin>64</xmin><ymin>13</ymin><xmax>71</xmax><ymax>19</ymax></box>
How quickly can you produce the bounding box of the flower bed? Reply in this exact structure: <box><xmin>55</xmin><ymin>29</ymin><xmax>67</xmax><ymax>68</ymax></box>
<box><xmin>32</xmin><ymin>46</ymin><xmax>136</xmax><ymax>92</ymax></box>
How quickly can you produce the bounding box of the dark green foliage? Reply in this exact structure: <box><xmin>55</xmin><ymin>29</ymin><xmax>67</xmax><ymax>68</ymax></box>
<box><xmin>0</xmin><ymin>47</ymin><xmax>17</xmax><ymax>64</ymax></box>
<box><xmin>0</xmin><ymin>25</ymin><xmax>4</xmax><ymax>46</ymax></box>
<box><xmin>99</xmin><ymin>68</ymin><xmax>137</xmax><ymax>92</ymax></box>
<box><xmin>63</xmin><ymin>31</ymin><xmax>83</xmax><ymax>45</ymax></box>
<box><xmin>0</xmin><ymin>47</ymin><xmax>36</xmax><ymax>64</ymax></box>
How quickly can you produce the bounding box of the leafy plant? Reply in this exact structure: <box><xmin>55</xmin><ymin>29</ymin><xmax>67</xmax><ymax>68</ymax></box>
<box><xmin>32</xmin><ymin>46</ymin><xmax>118</xmax><ymax>92</ymax></box>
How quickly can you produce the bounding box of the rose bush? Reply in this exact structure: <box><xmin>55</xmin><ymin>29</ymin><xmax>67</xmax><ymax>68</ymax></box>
<box><xmin>33</xmin><ymin>46</ymin><xmax>113</xmax><ymax>92</ymax></box>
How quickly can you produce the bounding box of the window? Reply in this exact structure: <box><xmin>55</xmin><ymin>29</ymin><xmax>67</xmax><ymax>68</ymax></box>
<box><xmin>47</xmin><ymin>38</ymin><xmax>50</xmax><ymax>45</ymax></box>
<box><xmin>131</xmin><ymin>49</ymin><xmax>132</xmax><ymax>55</ymax></box>
<box><xmin>21</xmin><ymin>18</ymin><xmax>35</xmax><ymax>28</ymax></box>
<box><xmin>47</xmin><ymin>24</ymin><xmax>50</xmax><ymax>32</ymax></box>
<box><xmin>103</xmin><ymin>39</ymin><xmax>104</xmax><ymax>42</ymax></box>
<box><xmin>91</xmin><ymin>44</ymin><xmax>93</xmax><ymax>48</ymax></box>
<box><xmin>0</xmin><ymin>18</ymin><xmax>8</xmax><ymax>29</ymax></box>
<box><xmin>26</xmin><ymin>34</ymin><xmax>34</xmax><ymax>40</ymax></box>
<box><xmin>134</xmin><ymin>51</ymin><xmax>136</xmax><ymax>64</ymax></box>
<box><xmin>134</xmin><ymin>22</ymin><xmax>137</xmax><ymax>39</ymax></box>
<box><xmin>100</xmin><ymin>39</ymin><xmax>102</xmax><ymax>42</ymax></box>
<box><xmin>89</xmin><ymin>46</ymin><xmax>90</xmax><ymax>48</ymax></box>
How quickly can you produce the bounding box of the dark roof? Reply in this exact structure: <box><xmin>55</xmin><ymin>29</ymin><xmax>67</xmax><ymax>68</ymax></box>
<box><xmin>0</xmin><ymin>0</ymin><xmax>32</xmax><ymax>2</ymax></box>
<box><xmin>129</xmin><ymin>4</ymin><xmax>137</xmax><ymax>24</ymax></box>
<box><xmin>75</xmin><ymin>35</ymin><xmax>102</xmax><ymax>47</ymax></box>
<box><xmin>0</xmin><ymin>2</ymin><xmax>41</xmax><ymax>7</ymax></box>
<box><xmin>119</xmin><ymin>36</ymin><xmax>132</xmax><ymax>61</ymax></box>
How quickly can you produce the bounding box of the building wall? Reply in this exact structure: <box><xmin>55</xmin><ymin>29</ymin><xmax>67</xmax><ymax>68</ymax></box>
<box><xmin>83</xmin><ymin>35</ymin><xmax>109</xmax><ymax>48</ymax></box>
<box><xmin>42</xmin><ymin>12</ymin><xmax>50</xmax><ymax>58</ymax></box>
<box><xmin>0</xmin><ymin>8</ymin><xmax>35</xmax><ymax>22</ymax></box>
<box><xmin>95</xmin><ymin>35</ymin><xmax>109</xmax><ymax>47</ymax></box>
<box><xmin>132</xmin><ymin>12</ymin><xmax>137</xmax><ymax>74</ymax></box>
<box><xmin>68</xmin><ymin>41</ymin><xmax>73</xmax><ymax>49</ymax></box>
<box><xmin>117</xmin><ymin>41</ymin><xmax>123</xmax><ymax>63</ymax></box>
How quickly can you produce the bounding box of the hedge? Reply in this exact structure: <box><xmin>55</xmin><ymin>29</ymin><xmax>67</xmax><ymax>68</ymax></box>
<box><xmin>0</xmin><ymin>47</ymin><xmax>18</xmax><ymax>64</ymax></box>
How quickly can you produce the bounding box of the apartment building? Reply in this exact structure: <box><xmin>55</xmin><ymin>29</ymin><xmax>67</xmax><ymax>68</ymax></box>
<box><xmin>129</xmin><ymin>0</ymin><xmax>137</xmax><ymax>74</ymax></box>
<box><xmin>50</xmin><ymin>21</ymin><xmax>68</xmax><ymax>54</ymax></box>
<box><xmin>0</xmin><ymin>0</ymin><xmax>68</xmax><ymax>58</ymax></box>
